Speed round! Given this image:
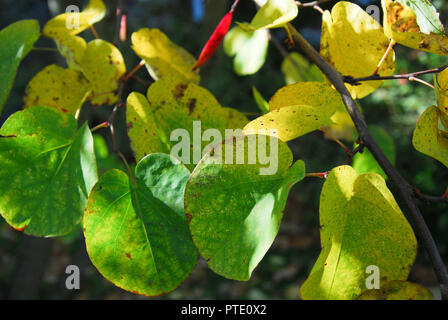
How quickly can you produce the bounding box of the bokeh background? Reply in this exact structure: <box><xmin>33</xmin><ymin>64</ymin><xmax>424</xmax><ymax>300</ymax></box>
<box><xmin>0</xmin><ymin>0</ymin><xmax>447</xmax><ymax>299</ymax></box>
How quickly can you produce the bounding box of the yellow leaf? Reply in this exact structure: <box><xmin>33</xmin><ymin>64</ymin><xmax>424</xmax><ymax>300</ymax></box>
<box><xmin>321</xmin><ymin>1</ymin><xmax>395</xmax><ymax>99</ymax></box>
<box><xmin>436</xmin><ymin>67</ymin><xmax>448</xmax><ymax>122</ymax></box>
<box><xmin>24</xmin><ymin>64</ymin><xmax>91</xmax><ymax>114</ymax></box>
<box><xmin>43</xmin><ymin>0</ymin><xmax>106</xmax><ymax>38</ymax></box>
<box><xmin>300</xmin><ymin>166</ymin><xmax>416</xmax><ymax>300</ymax></box>
<box><xmin>357</xmin><ymin>281</ymin><xmax>433</xmax><ymax>300</ymax></box>
<box><xmin>131</xmin><ymin>28</ymin><xmax>199</xmax><ymax>83</ymax></box>
<box><xmin>267</xmin><ymin>82</ymin><xmax>355</xmax><ymax>140</ymax></box>
<box><xmin>243</xmin><ymin>104</ymin><xmax>333</xmax><ymax>141</ymax></box>
<box><xmin>54</xmin><ymin>34</ymin><xmax>87</xmax><ymax>71</ymax></box>
<box><xmin>413</xmin><ymin>106</ymin><xmax>448</xmax><ymax>168</ymax></box>
<box><xmin>126</xmin><ymin>78</ymin><xmax>248</xmax><ymax>164</ymax></box>
<box><xmin>382</xmin><ymin>0</ymin><xmax>448</xmax><ymax>55</ymax></box>
<box><xmin>78</xmin><ymin>39</ymin><xmax>126</xmax><ymax>106</ymax></box>
<box><xmin>245</xmin><ymin>0</ymin><xmax>299</xmax><ymax>30</ymax></box>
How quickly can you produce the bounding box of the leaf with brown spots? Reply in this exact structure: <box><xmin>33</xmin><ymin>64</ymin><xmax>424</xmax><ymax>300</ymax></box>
<box><xmin>24</xmin><ymin>64</ymin><xmax>92</xmax><ymax>114</ymax></box>
<box><xmin>382</xmin><ymin>0</ymin><xmax>448</xmax><ymax>55</ymax></box>
<box><xmin>126</xmin><ymin>78</ymin><xmax>248</xmax><ymax>167</ymax></box>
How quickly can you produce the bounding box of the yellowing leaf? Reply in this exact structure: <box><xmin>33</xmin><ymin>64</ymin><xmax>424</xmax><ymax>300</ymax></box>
<box><xmin>54</xmin><ymin>34</ymin><xmax>87</xmax><ymax>71</ymax></box>
<box><xmin>131</xmin><ymin>28</ymin><xmax>199</xmax><ymax>83</ymax></box>
<box><xmin>78</xmin><ymin>39</ymin><xmax>126</xmax><ymax>106</ymax></box>
<box><xmin>300</xmin><ymin>166</ymin><xmax>417</xmax><ymax>300</ymax></box>
<box><xmin>267</xmin><ymin>82</ymin><xmax>355</xmax><ymax>140</ymax></box>
<box><xmin>243</xmin><ymin>105</ymin><xmax>333</xmax><ymax>141</ymax></box>
<box><xmin>126</xmin><ymin>78</ymin><xmax>248</xmax><ymax>165</ymax></box>
<box><xmin>382</xmin><ymin>0</ymin><xmax>448</xmax><ymax>55</ymax></box>
<box><xmin>357</xmin><ymin>281</ymin><xmax>433</xmax><ymax>300</ymax></box>
<box><xmin>321</xmin><ymin>1</ymin><xmax>395</xmax><ymax>98</ymax></box>
<box><xmin>24</xmin><ymin>64</ymin><xmax>91</xmax><ymax>114</ymax></box>
<box><xmin>244</xmin><ymin>0</ymin><xmax>298</xmax><ymax>30</ymax></box>
<box><xmin>43</xmin><ymin>0</ymin><xmax>106</xmax><ymax>38</ymax></box>
<box><xmin>436</xmin><ymin>67</ymin><xmax>448</xmax><ymax>120</ymax></box>
<box><xmin>413</xmin><ymin>106</ymin><xmax>448</xmax><ymax>167</ymax></box>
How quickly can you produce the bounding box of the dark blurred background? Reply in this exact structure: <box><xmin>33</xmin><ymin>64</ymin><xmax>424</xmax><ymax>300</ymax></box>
<box><xmin>0</xmin><ymin>0</ymin><xmax>447</xmax><ymax>299</ymax></box>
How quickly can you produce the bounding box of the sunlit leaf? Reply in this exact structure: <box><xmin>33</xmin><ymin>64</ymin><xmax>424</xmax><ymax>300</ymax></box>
<box><xmin>395</xmin><ymin>0</ymin><xmax>444</xmax><ymax>35</ymax></box>
<box><xmin>43</xmin><ymin>0</ymin><xmax>106</xmax><ymax>38</ymax></box>
<box><xmin>84</xmin><ymin>154</ymin><xmax>197</xmax><ymax>296</ymax></box>
<box><xmin>0</xmin><ymin>20</ymin><xmax>40</xmax><ymax>114</ymax></box>
<box><xmin>321</xmin><ymin>1</ymin><xmax>395</xmax><ymax>98</ymax></box>
<box><xmin>413</xmin><ymin>105</ymin><xmax>448</xmax><ymax>167</ymax></box>
<box><xmin>185</xmin><ymin>134</ymin><xmax>305</xmax><ymax>280</ymax></box>
<box><xmin>24</xmin><ymin>64</ymin><xmax>92</xmax><ymax>114</ymax></box>
<box><xmin>126</xmin><ymin>78</ymin><xmax>248</xmax><ymax>167</ymax></box>
<box><xmin>78</xmin><ymin>39</ymin><xmax>126</xmax><ymax>106</ymax></box>
<box><xmin>54</xmin><ymin>34</ymin><xmax>87</xmax><ymax>71</ymax></box>
<box><xmin>131</xmin><ymin>28</ymin><xmax>200</xmax><ymax>83</ymax></box>
<box><xmin>223</xmin><ymin>26</ymin><xmax>269</xmax><ymax>76</ymax></box>
<box><xmin>357</xmin><ymin>280</ymin><xmax>433</xmax><ymax>300</ymax></box>
<box><xmin>382</xmin><ymin>0</ymin><xmax>448</xmax><ymax>55</ymax></box>
<box><xmin>300</xmin><ymin>166</ymin><xmax>417</xmax><ymax>300</ymax></box>
<box><xmin>0</xmin><ymin>106</ymin><xmax>97</xmax><ymax>236</ymax></box>
<box><xmin>243</xmin><ymin>0</ymin><xmax>299</xmax><ymax>30</ymax></box>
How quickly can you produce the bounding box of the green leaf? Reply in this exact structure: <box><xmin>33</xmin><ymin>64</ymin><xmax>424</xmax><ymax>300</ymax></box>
<box><xmin>353</xmin><ymin>126</ymin><xmax>395</xmax><ymax>179</ymax></box>
<box><xmin>84</xmin><ymin>154</ymin><xmax>197</xmax><ymax>296</ymax></box>
<box><xmin>252</xmin><ymin>86</ymin><xmax>269</xmax><ymax>114</ymax></box>
<box><xmin>0</xmin><ymin>20</ymin><xmax>40</xmax><ymax>114</ymax></box>
<box><xmin>244</xmin><ymin>0</ymin><xmax>299</xmax><ymax>30</ymax></box>
<box><xmin>281</xmin><ymin>52</ymin><xmax>323</xmax><ymax>85</ymax></box>
<box><xmin>0</xmin><ymin>106</ymin><xmax>98</xmax><ymax>236</ymax></box>
<box><xmin>223</xmin><ymin>26</ymin><xmax>269</xmax><ymax>76</ymax></box>
<box><xmin>185</xmin><ymin>134</ymin><xmax>305</xmax><ymax>280</ymax></box>
<box><xmin>413</xmin><ymin>106</ymin><xmax>448</xmax><ymax>167</ymax></box>
<box><xmin>126</xmin><ymin>78</ymin><xmax>248</xmax><ymax>167</ymax></box>
<box><xmin>357</xmin><ymin>280</ymin><xmax>433</xmax><ymax>300</ymax></box>
<box><xmin>300</xmin><ymin>166</ymin><xmax>417</xmax><ymax>300</ymax></box>
<box><xmin>396</xmin><ymin>0</ymin><xmax>445</xmax><ymax>35</ymax></box>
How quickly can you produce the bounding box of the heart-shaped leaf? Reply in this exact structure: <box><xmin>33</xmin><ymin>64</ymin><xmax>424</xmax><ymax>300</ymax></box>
<box><xmin>321</xmin><ymin>1</ymin><xmax>395</xmax><ymax>98</ymax></box>
<box><xmin>84</xmin><ymin>154</ymin><xmax>197</xmax><ymax>296</ymax></box>
<box><xmin>185</xmin><ymin>134</ymin><xmax>305</xmax><ymax>280</ymax></box>
<box><xmin>0</xmin><ymin>106</ymin><xmax>97</xmax><ymax>236</ymax></box>
<box><xmin>244</xmin><ymin>0</ymin><xmax>299</xmax><ymax>30</ymax></box>
<box><xmin>300</xmin><ymin>166</ymin><xmax>417</xmax><ymax>300</ymax></box>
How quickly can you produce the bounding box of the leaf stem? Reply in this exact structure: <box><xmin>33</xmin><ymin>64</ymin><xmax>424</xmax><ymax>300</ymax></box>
<box><xmin>123</xmin><ymin>60</ymin><xmax>145</xmax><ymax>83</ymax></box>
<box><xmin>320</xmin><ymin>127</ymin><xmax>352</xmax><ymax>155</ymax></box>
<box><xmin>374</xmin><ymin>40</ymin><xmax>396</xmax><ymax>75</ymax></box>
<box><xmin>89</xmin><ymin>25</ymin><xmax>100</xmax><ymax>39</ymax></box>
<box><xmin>91</xmin><ymin>121</ymin><xmax>109</xmax><ymax>133</ymax></box>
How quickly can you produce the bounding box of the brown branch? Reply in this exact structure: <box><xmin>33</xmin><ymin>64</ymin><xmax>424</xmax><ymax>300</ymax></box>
<box><xmin>344</xmin><ymin>65</ymin><xmax>448</xmax><ymax>85</ymax></box>
<box><xmin>414</xmin><ymin>188</ymin><xmax>448</xmax><ymax>204</ymax></box>
<box><xmin>287</xmin><ymin>23</ymin><xmax>448</xmax><ymax>300</ymax></box>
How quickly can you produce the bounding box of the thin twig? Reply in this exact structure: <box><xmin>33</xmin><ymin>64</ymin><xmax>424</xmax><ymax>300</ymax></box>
<box><xmin>374</xmin><ymin>40</ymin><xmax>396</xmax><ymax>75</ymax></box>
<box><xmin>123</xmin><ymin>60</ymin><xmax>145</xmax><ymax>83</ymax></box>
<box><xmin>287</xmin><ymin>23</ymin><xmax>448</xmax><ymax>300</ymax></box>
<box><xmin>320</xmin><ymin>127</ymin><xmax>352</xmax><ymax>155</ymax></box>
<box><xmin>109</xmin><ymin>83</ymin><xmax>135</xmax><ymax>185</ymax></box>
<box><xmin>414</xmin><ymin>188</ymin><xmax>448</xmax><ymax>204</ymax></box>
<box><xmin>305</xmin><ymin>172</ymin><xmax>329</xmax><ymax>179</ymax></box>
<box><xmin>91</xmin><ymin>121</ymin><xmax>109</xmax><ymax>133</ymax></box>
<box><xmin>344</xmin><ymin>65</ymin><xmax>448</xmax><ymax>86</ymax></box>
<box><xmin>89</xmin><ymin>25</ymin><xmax>100</xmax><ymax>39</ymax></box>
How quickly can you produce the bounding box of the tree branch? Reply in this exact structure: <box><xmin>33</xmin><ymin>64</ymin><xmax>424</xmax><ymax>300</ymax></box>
<box><xmin>344</xmin><ymin>65</ymin><xmax>448</xmax><ymax>86</ymax></box>
<box><xmin>287</xmin><ymin>23</ymin><xmax>448</xmax><ymax>299</ymax></box>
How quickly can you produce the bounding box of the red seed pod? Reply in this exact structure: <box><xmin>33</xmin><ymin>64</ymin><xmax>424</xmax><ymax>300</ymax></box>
<box><xmin>193</xmin><ymin>0</ymin><xmax>240</xmax><ymax>70</ymax></box>
<box><xmin>120</xmin><ymin>14</ymin><xmax>127</xmax><ymax>42</ymax></box>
